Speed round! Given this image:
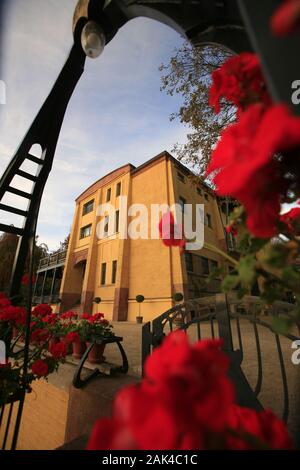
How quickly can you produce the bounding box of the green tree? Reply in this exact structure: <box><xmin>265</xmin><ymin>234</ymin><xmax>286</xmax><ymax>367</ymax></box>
<box><xmin>0</xmin><ymin>232</ymin><xmax>49</xmax><ymax>292</ymax></box>
<box><xmin>160</xmin><ymin>43</ymin><xmax>234</xmax><ymax>177</ymax></box>
<box><xmin>0</xmin><ymin>233</ymin><xmax>18</xmax><ymax>291</ymax></box>
<box><xmin>58</xmin><ymin>233</ymin><xmax>70</xmax><ymax>251</ymax></box>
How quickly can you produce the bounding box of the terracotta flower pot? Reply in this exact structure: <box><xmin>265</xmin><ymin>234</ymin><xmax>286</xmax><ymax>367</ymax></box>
<box><xmin>60</xmin><ymin>337</ymin><xmax>72</xmax><ymax>355</ymax></box>
<box><xmin>86</xmin><ymin>342</ymin><xmax>105</xmax><ymax>364</ymax></box>
<box><xmin>72</xmin><ymin>341</ymin><xmax>87</xmax><ymax>359</ymax></box>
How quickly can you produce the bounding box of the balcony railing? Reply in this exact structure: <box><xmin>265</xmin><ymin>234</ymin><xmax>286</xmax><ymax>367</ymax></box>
<box><xmin>33</xmin><ymin>294</ymin><xmax>61</xmax><ymax>305</ymax></box>
<box><xmin>37</xmin><ymin>250</ymin><xmax>67</xmax><ymax>271</ymax></box>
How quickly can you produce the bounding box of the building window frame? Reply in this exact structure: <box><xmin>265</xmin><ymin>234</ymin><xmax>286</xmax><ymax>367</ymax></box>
<box><xmin>185</xmin><ymin>252</ymin><xmax>193</xmax><ymax>272</ymax></box>
<box><xmin>82</xmin><ymin>199</ymin><xmax>94</xmax><ymax>216</ymax></box>
<box><xmin>116</xmin><ymin>182</ymin><xmax>121</xmax><ymax>197</ymax></box>
<box><xmin>177</xmin><ymin>172</ymin><xmax>185</xmax><ymax>183</ymax></box>
<box><xmin>106</xmin><ymin>188</ymin><xmax>111</xmax><ymax>202</ymax></box>
<box><xmin>112</xmin><ymin>260</ymin><xmax>117</xmax><ymax>284</ymax></box>
<box><xmin>179</xmin><ymin>196</ymin><xmax>186</xmax><ymax>212</ymax></box>
<box><xmin>210</xmin><ymin>259</ymin><xmax>218</xmax><ymax>272</ymax></box>
<box><xmin>115</xmin><ymin>210</ymin><xmax>120</xmax><ymax>233</ymax></box>
<box><xmin>101</xmin><ymin>262</ymin><xmax>106</xmax><ymax>285</ymax></box>
<box><xmin>80</xmin><ymin>224</ymin><xmax>92</xmax><ymax>239</ymax></box>
<box><xmin>200</xmin><ymin>256</ymin><xmax>210</xmax><ymax>275</ymax></box>
<box><xmin>206</xmin><ymin>213</ymin><xmax>212</xmax><ymax>229</ymax></box>
<box><xmin>103</xmin><ymin>215</ymin><xmax>109</xmax><ymax>237</ymax></box>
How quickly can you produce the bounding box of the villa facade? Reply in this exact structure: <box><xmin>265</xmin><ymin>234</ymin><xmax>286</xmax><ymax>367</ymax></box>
<box><xmin>58</xmin><ymin>151</ymin><xmax>231</xmax><ymax>322</ymax></box>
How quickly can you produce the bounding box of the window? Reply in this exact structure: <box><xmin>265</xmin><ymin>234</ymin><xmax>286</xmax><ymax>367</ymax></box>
<box><xmin>103</xmin><ymin>215</ymin><xmax>109</xmax><ymax>237</ymax></box>
<box><xmin>197</xmin><ymin>187</ymin><xmax>202</xmax><ymax>196</ymax></box>
<box><xmin>80</xmin><ymin>224</ymin><xmax>92</xmax><ymax>239</ymax></box>
<box><xmin>177</xmin><ymin>172</ymin><xmax>185</xmax><ymax>183</ymax></box>
<box><xmin>106</xmin><ymin>188</ymin><xmax>111</xmax><ymax>202</ymax></box>
<box><xmin>82</xmin><ymin>199</ymin><xmax>94</xmax><ymax>215</ymax></box>
<box><xmin>185</xmin><ymin>252</ymin><xmax>193</xmax><ymax>272</ymax></box>
<box><xmin>206</xmin><ymin>213</ymin><xmax>212</xmax><ymax>228</ymax></box>
<box><xmin>112</xmin><ymin>260</ymin><xmax>117</xmax><ymax>284</ymax></box>
<box><xmin>200</xmin><ymin>256</ymin><xmax>209</xmax><ymax>275</ymax></box>
<box><xmin>115</xmin><ymin>210</ymin><xmax>120</xmax><ymax>233</ymax></box>
<box><xmin>179</xmin><ymin>196</ymin><xmax>186</xmax><ymax>212</ymax></box>
<box><xmin>204</xmin><ymin>193</ymin><xmax>209</xmax><ymax>201</ymax></box>
<box><xmin>101</xmin><ymin>263</ymin><xmax>106</xmax><ymax>285</ymax></box>
<box><xmin>116</xmin><ymin>182</ymin><xmax>121</xmax><ymax>197</ymax></box>
<box><xmin>210</xmin><ymin>260</ymin><xmax>218</xmax><ymax>271</ymax></box>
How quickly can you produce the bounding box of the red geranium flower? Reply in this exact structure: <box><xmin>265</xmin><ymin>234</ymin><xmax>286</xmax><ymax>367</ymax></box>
<box><xmin>49</xmin><ymin>341</ymin><xmax>67</xmax><ymax>359</ymax></box>
<box><xmin>87</xmin><ymin>331</ymin><xmax>292</xmax><ymax>450</ymax></box>
<box><xmin>144</xmin><ymin>333</ymin><xmax>234</xmax><ymax>434</ymax></box>
<box><xmin>30</xmin><ymin>328</ymin><xmax>50</xmax><ymax>344</ymax></box>
<box><xmin>89</xmin><ymin>313</ymin><xmax>105</xmax><ymax>323</ymax></box>
<box><xmin>0</xmin><ymin>305</ymin><xmax>27</xmax><ymax>325</ymax></box>
<box><xmin>0</xmin><ymin>293</ymin><xmax>11</xmax><ymax>309</ymax></box>
<box><xmin>225</xmin><ymin>225</ymin><xmax>238</xmax><ymax>237</ymax></box>
<box><xmin>31</xmin><ymin>359</ymin><xmax>49</xmax><ymax>377</ymax></box>
<box><xmin>81</xmin><ymin>313</ymin><xmax>92</xmax><ymax>320</ymax></box>
<box><xmin>280</xmin><ymin>205</ymin><xmax>300</xmax><ymax>233</ymax></box>
<box><xmin>226</xmin><ymin>405</ymin><xmax>292</xmax><ymax>450</ymax></box>
<box><xmin>32</xmin><ymin>304</ymin><xmax>52</xmax><ymax>318</ymax></box>
<box><xmin>42</xmin><ymin>313</ymin><xmax>59</xmax><ymax>325</ymax></box>
<box><xmin>65</xmin><ymin>331</ymin><xmax>81</xmax><ymax>344</ymax></box>
<box><xmin>271</xmin><ymin>0</ymin><xmax>300</xmax><ymax>36</ymax></box>
<box><xmin>207</xmin><ymin>103</ymin><xmax>300</xmax><ymax>238</ymax></box>
<box><xmin>209</xmin><ymin>53</ymin><xmax>271</xmax><ymax>114</ymax></box>
<box><xmin>21</xmin><ymin>274</ymin><xmax>36</xmax><ymax>286</ymax></box>
<box><xmin>60</xmin><ymin>311</ymin><xmax>77</xmax><ymax>320</ymax></box>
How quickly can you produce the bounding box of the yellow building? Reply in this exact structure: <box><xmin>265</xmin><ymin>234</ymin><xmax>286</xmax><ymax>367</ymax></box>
<box><xmin>59</xmin><ymin>151</ymin><xmax>229</xmax><ymax>322</ymax></box>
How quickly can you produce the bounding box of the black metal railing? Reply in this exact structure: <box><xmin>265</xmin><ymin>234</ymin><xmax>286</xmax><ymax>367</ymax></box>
<box><xmin>38</xmin><ymin>250</ymin><xmax>67</xmax><ymax>271</ymax></box>
<box><xmin>0</xmin><ymin>392</ymin><xmax>25</xmax><ymax>450</ymax></box>
<box><xmin>142</xmin><ymin>294</ymin><xmax>300</xmax><ymax>443</ymax></box>
<box><xmin>32</xmin><ymin>294</ymin><xmax>61</xmax><ymax>305</ymax></box>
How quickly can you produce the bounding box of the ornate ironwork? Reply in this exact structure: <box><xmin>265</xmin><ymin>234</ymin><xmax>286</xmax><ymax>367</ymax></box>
<box><xmin>142</xmin><ymin>294</ymin><xmax>300</xmax><ymax>430</ymax></box>
<box><xmin>72</xmin><ymin>336</ymin><xmax>129</xmax><ymax>388</ymax></box>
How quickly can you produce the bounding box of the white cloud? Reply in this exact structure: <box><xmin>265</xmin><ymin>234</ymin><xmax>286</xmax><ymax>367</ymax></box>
<box><xmin>0</xmin><ymin>1</ymin><xmax>187</xmax><ymax>250</ymax></box>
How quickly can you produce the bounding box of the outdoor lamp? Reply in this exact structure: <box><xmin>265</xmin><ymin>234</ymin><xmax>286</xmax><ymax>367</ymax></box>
<box><xmin>81</xmin><ymin>21</ymin><xmax>106</xmax><ymax>58</ymax></box>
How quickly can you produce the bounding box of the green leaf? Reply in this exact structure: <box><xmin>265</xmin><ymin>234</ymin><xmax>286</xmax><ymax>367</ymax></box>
<box><xmin>264</xmin><ymin>245</ymin><xmax>287</xmax><ymax>269</ymax></box>
<box><xmin>238</xmin><ymin>254</ymin><xmax>257</xmax><ymax>284</ymax></box>
<box><xmin>236</xmin><ymin>287</ymin><xmax>249</xmax><ymax>299</ymax></box>
<box><xmin>272</xmin><ymin>316</ymin><xmax>293</xmax><ymax>335</ymax></box>
<box><xmin>222</xmin><ymin>275</ymin><xmax>240</xmax><ymax>292</ymax></box>
<box><xmin>237</xmin><ymin>233</ymin><xmax>250</xmax><ymax>253</ymax></box>
<box><xmin>282</xmin><ymin>266</ymin><xmax>300</xmax><ymax>285</ymax></box>
<box><xmin>249</xmin><ymin>237</ymin><xmax>269</xmax><ymax>252</ymax></box>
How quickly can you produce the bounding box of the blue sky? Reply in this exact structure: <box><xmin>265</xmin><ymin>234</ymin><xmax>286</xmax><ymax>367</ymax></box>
<box><xmin>0</xmin><ymin>0</ymin><xmax>187</xmax><ymax>250</ymax></box>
